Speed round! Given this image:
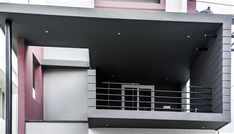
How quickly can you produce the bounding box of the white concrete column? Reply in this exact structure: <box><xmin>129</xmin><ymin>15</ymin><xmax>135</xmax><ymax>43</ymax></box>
<box><xmin>165</xmin><ymin>0</ymin><xmax>187</xmax><ymax>13</ymax></box>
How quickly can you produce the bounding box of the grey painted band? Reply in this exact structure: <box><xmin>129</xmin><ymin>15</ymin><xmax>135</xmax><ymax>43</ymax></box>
<box><xmin>41</xmin><ymin>59</ymin><xmax>90</xmax><ymax>68</ymax></box>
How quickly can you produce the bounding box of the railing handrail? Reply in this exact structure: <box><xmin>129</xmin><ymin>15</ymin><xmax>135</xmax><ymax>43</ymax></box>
<box><xmin>95</xmin><ymin>87</ymin><xmax>212</xmax><ymax>94</ymax></box>
<box><xmin>94</xmin><ymin>93</ymin><xmax>212</xmax><ymax>100</ymax></box>
<box><xmin>93</xmin><ymin>98</ymin><xmax>212</xmax><ymax>106</ymax></box>
<box><xmin>189</xmin><ymin>86</ymin><xmax>212</xmax><ymax>89</ymax></box>
<box><xmin>91</xmin><ymin>82</ymin><xmax>213</xmax><ymax>113</ymax></box>
<box><xmin>102</xmin><ymin>81</ymin><xmax>140</xmax><ymax>85</ymax></box>
<box><xmin>88</xmin><ymin>105</ymin><xmax>212</xmax><ymax>112</ymax></box>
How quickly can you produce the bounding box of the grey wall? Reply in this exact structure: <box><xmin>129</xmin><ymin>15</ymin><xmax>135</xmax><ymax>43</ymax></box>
<box><xmin>43</xmin><ymin>68</ymin><xmax>88</xmax><ymax>121</ymax></box>
<box><xmin>190</xmin><ymin>27</ymin><xmax>223</xmax><ymax>113</ymax></box>
<box><xmin>89</xmin><ymin>128</ymin><xmax>216</xmax><ymax>134</ymax></box>
<box><xmin>190</xmin><ymin>25</ymin><xmax>232</xmax><ymax>114</ymax></box>
<box><xmin>88</xmin><ymin>69</ymin><xmax>96</xmax><ymax>112</ymax></box>
<box><xmin>25</xmin><ymin>123</ymin><xmax>216</xmax><ymax>134</ymax></box>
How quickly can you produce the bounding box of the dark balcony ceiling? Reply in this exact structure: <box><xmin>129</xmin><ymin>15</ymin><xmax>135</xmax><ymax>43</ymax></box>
<box><xmin>0</xmin><ymin>4</ymin><xmax>222</xmax><ymax>85</ymax></box>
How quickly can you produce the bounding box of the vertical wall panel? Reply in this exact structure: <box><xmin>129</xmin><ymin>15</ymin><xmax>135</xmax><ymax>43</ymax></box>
<box><xmin>88</xmin><ymin>69</ymin><xmax>96</xmax><ymax>111</ymax></box>
<box><xmin>43</xmin><ymin>68</ymin><xmax>88</xmax><ymax>120</ymax></box>
<box><xmin>190</xmin><ymin>27</ymin><xmax>223</xmax><ymax>113</ymax></box>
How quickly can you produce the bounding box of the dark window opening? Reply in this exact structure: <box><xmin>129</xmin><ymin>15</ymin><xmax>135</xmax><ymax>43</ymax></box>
<box><xmin>125</xmin><ymin>88</ymin><xmax>137</xmax><ymax>110</ymax></box>
<box><xmin>139</xmin><ymin>88</ymin><xmax>151</xmax><ymax>111</ymax></box>
<box><xmin>32</xmin><ymin>54</ymin><xmax>40</xmax><ymax>100</ymax></box>
<box><xmin>1</xmin><ymin>90</ymin><xmax>5</xmax><ymax>119</ymax></box>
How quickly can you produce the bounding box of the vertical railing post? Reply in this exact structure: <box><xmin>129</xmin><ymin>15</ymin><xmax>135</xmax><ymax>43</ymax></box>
<box><xmin>5</xmin><ymin>19</ymin><xmax>12</xmax><ymax>134</ymax></box>
<box><xmin>151</xmin><ymin>86</ymin><xmax>155</xmax><ymax>111</ymax></box>
<box><xmin>136</xmin><ymin>87</ymin><xmax>139</xmax><ymax>111</ymax></box>
<box><xmin>121</xmin><ymin>86</ymin><xmax>125</xmax><ymax>110</ymax></box>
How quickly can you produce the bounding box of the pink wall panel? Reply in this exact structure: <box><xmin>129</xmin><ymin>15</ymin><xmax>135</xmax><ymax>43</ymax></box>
<box><xmin>187</xmin><ymin>0</ymin><xmax>196</xmax><ymax>13</ymax></box>
<box><xmin>25</xmin><ymin>45</ymin><xmax>43</xmax><ymax>120</ymax></box>
<box><xmin>17</xmin><ymin>39</ymin><xmax>26</xmax><ymax>134</ymax></box>
<box><xmin>17</xmin><ymin>39</ymin><xmax>44</xmax><ymax>134</ymax></box>
<box><xmin>95</xmin><ymin>0</ymin><xmax>165</xmax><ymax>10</ymax></box>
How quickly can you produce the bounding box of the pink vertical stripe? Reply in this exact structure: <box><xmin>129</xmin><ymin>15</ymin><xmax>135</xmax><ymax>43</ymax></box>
<box><xmin>25</xmin><ymin>46</ymin><xmax>43</xmax><ymax>120</ymax></box>
<box><xmin>17</xmin><ymin>39</ymin><xmax>26</xmax><ymax>134</ymax></box>
<box><xmin>187</xmin><ymin>0</ymin><xmax>196</xmax><ymax>13</ymax></box>
<box><xmin>18</xmin><ymin>40</ymin><xmax>44</xmax><ymax>134</ymax></box>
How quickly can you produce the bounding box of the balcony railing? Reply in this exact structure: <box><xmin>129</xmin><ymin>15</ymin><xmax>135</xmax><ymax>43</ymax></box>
<box><xmin>88</xmin><ymin>82</ymin><xmax>213</xmax><ymax>113</ymax></box>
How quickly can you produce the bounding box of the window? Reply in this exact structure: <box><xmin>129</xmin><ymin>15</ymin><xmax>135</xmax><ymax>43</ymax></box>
<box><xmin>139</xmin><ymin>88</ymin><xmax>152</xmax><ymax>111</ymax></box>
<box><xmin>124</xmin><ymin>87</ymin><xmax>137</xmax><ymax>110</ymax></box>
<box><xmin>1</xmin><ymin>89</ymin><xmax>5</xmax><ymax>119</ymax></box>
<box><xmin>122</xmin><ymin>85</ymin><xmax>154</xmax><ymax>111</ymax></box>
<box><xmin>32</xmin><ymin>54</ymin><xmax>39</xmax><ymax>100</ymax></box>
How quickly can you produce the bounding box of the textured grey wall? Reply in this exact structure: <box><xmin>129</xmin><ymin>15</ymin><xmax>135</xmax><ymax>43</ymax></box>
<box><xmin>190</xmin><ymin>24</ymin><xmax>232</xmax><ymax>114</ymax></box>
<box><xmin>190</xmin><ymin>27</ymin><xmax>223</xmax><ymax>113</ymax></box>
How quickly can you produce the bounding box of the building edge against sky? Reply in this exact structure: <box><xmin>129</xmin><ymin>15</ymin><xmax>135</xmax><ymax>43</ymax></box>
<box><xmin>0</xmin><ymin>0</ymin><xmax>233</xmax><ymax>134</ymax></box>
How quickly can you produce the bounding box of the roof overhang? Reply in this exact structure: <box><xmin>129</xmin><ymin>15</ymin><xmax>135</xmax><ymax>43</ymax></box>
<box><xmin>0</xmin><ymin>3</ymin><xmax>232</xmax><ymax>85</ymax></box>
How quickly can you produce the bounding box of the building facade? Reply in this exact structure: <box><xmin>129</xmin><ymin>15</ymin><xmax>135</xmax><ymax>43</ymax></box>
<box><xmin>0</xmin><ymin>0</ymin><xmax>233</xmax><ymax>134</ymax></box>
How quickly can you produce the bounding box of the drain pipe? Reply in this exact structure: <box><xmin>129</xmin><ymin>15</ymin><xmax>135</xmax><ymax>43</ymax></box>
<box><xmin>5</xmin><ymin>19</ymin><xmax>12</xmax><ymax>134</ymax></box>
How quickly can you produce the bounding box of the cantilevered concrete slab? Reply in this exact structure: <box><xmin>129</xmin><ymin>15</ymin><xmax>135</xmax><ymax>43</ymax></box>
<box><xmin>0</xmin><ymin>3</ymin><xmax>231</xmax><ymax>85</ymax></box>
<box><xmin>0</xmin><ymin>3</ymin><xmax>232</xmax><ymax>130</ymax></box>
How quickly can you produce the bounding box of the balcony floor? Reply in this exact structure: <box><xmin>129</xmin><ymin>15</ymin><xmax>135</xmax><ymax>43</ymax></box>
<box><xmin>89</xmin><ymin>118</ymin><xmax>227</xmax><ymax>129</ymax></box>
<box><xmin>88</xmin><ymin>109</ymin><xmax>229</xmax><ymax>130</ymax></box>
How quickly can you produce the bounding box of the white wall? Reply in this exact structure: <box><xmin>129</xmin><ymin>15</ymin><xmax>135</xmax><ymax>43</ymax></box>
<box><xmin>26</xmin><ymin>122</ymin><xmax>88</xmax><ymax>134</ymax></box>
<box><xmin>0</xmin><ymin>28</ymin><xmax>5</xmax><ymax>73</ymax></box>
<box><xmin>0</xmin><ymin>118</ymin><xmax>5</xmax><ymax>134</ymax></box>
<box><xmin>43</xmin><ymin>68</ymin><xmax>88</xmax><ymax>121</ymax></box>
<box><xmin>196</xmin><ymin>0</ymin><xmax>234</xmax><ymax>15</ymax></box>
<box><xmin>0</xmin><ymin>0</ymin><xmax>94</xmax><ymax>8</ymax></box>
<box><xmin>89</xmin><ymin>128</ymin><xmax>216</xmax><ymax>134</ymax></box>
<box><xmin>30</xmin><ymin>0</ymin><xmax>94</xmax><ymax>8</ymax></box>
<box><xmin>12</xmin><ymin>92</ymin><xmax>18</xmax><ymax>134</ymax></box>
<box><xmin>165</xmin><ymin>0</ymin><xmax>187</xmax><ymax>13</ymax></box>
<box><xmin>42</xmin><ymin>47</ymin><xmax>90</xmax><ymax>67</ymax></box>
<box><xmin>43</xmin><ymin>47</ymin><xmax>89</xmax><ymax>62</ymax></box>
<box><xmin>0</xmin><ymin>0</ymin><xmax>27</xmax><ymax>4</ymax></box>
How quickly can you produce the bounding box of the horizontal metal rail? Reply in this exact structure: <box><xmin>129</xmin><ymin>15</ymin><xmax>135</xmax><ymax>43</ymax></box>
<box><xmin>91</xmin><ymin>82</ymin><xmax>213</xmax><ymax>113</ymax></box>
<box><xmin>189</xmin><ymin>86</ymin><xmax>212</xmax><ymax>89</ymax></box>
<box><xmin>95</xmin><ymin>93</ymin><xmax>212</xmax><ymax>100</ymax></box>
<box><xmin>94</xmin><ymin>99</ymin><xmax>212</xmax><ymax>106</ymax></box>
<box><xmin>102</xmin><ymin>82</ymin><xmax>139</xmax><ymax>85</ymax></box>
<box><xmin>89</xmin><ymin>105</ymin><xmax>212</xmax><ymax>112</ymax></box>
<box><xmin>95</xmin><ymin>87</ymin><xmax>212</xmax><ymax>94</ymax></box>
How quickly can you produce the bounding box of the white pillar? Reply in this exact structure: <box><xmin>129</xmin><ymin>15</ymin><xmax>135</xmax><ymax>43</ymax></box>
<box><xmin>165</xmin><ymin>0</ymin><xmax>187</xmax><ymax>13</ymax></box>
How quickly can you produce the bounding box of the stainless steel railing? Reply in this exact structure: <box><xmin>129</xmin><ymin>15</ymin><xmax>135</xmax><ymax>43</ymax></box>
<box><xmin>88</xmin><ymin>82</ymin><xmax>212</xmax><ymax>113</ymax></box>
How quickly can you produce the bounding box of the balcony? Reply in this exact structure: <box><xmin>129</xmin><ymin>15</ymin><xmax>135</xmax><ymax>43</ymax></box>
<box><xmin>88</xmin><ymin>80</ymin><xmax>227</xmax><ymax>129</ymax></box>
